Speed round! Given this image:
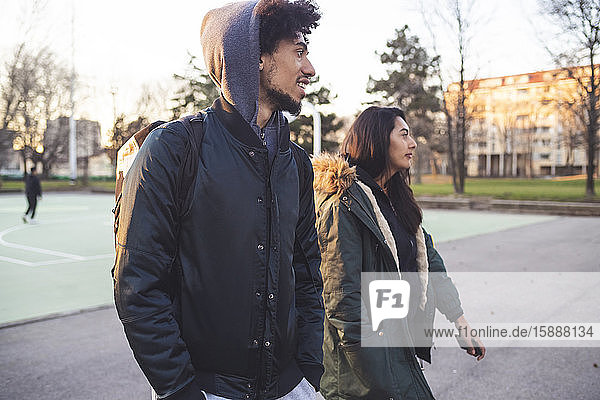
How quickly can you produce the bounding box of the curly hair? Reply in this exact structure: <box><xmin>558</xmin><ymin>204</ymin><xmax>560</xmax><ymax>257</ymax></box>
<box><xmin>257</xmin><ymin>0</ymin><xmax>321</xmax><ymax>55</ymax></box>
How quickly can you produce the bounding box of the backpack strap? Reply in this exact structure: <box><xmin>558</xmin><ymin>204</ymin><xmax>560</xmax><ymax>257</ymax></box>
<box><xmin>175</xmin><ymin>112</ymin><xmax>205</xmax><ymax>217</ymax></box>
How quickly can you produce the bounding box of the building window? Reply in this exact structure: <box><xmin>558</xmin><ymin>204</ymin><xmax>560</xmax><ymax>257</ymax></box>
<box><xmin>540</xmin><ymin>153</ymin><xmax>550</xmax><ymax>160</ymax></box>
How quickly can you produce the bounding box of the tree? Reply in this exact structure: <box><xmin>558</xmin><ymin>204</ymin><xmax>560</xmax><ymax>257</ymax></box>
<box><xmin>135</xmin><ymin>82</ymin><xmax>171</xmax><ymax>122</ymax></box>
<box><xmin>38</xmin><ymin>53</ymin><xmax>71</xmax><ymax>177</ymax></box>
<box><xmin>420</xmin><ymin>0</ymin><xmax>483</xmax><ymax>192</ymax></box>
<box><xmin>170</xmin><ymin>53</ymin><xmax>219</xmax><ymax>119</ymax></box>
<box><xmin>1</xmin><ymin>44</ymin><xmax>25</xmax><ymax>131</ymax></box>
<box><xmin>105</xmin><ymin>114</ymin><xmax>149</xmax><ymax>173</ymax></box>
<box><xmin>0</xmin><ymin>44</ymin><xmax>69</xmax><ymax>176</ymax></box>
<box><xmin>0</xmin><ymin>43</ymin><xmax>21</xmax><ymax>168</ymax></box>
<box><xmin>444</xmin><ymin>0</ymin><xmax>476</xmax><ymax>192</ymax></box>
<box><xmin>539</xmin><ymin>0</ymin><xmax>600</xmax><ymax>196</ymax></box>
<box><xmin>366</xmin><ymin>25</ymin><xmax>441</xmax><ymax>183</ymax></box>
<box><xmin>289</xmin><ymin>78</ymin><xmax>343</xmax><ymax>154</ymax></box>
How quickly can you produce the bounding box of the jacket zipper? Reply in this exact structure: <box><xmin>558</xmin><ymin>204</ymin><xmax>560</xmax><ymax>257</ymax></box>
<box><xmin>347</xmin><ymin>190</ymin><xmax>421</xmax><ymax>353</ymax></box>
<box><xmin>257</xmin><ymin>144</ymin><xmax>272</xmax><ymax>399</ymax></box>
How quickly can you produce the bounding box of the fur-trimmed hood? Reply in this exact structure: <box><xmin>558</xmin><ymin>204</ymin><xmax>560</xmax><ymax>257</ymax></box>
<box><xmin>312</xmin><ymin>153</ymin><xmax>356</xmax><ymax>196</ymax></box>
<box><xmin>313</xmin><ymin>152</ymin><xmax>429</xmax><ymax>309</ymax></box>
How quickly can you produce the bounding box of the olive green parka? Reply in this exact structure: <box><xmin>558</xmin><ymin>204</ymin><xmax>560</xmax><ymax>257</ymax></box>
<box><xmin>313</xmin><ymin>154</ymin><xmax>464</xmax><ymax>400</ymax></box>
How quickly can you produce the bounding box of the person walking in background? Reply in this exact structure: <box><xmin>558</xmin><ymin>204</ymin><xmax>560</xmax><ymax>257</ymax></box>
<box><xmin>23</xmin><ymin>167</ymin><xmax>42</xmax><ymax>223</ymax></box>
<box><xmin>313</xmin><ymin>106</ymin><xmax>485</xmax><ymax>399</ymax></box>
<box><xmin>113</xmin><ymin>1</ymin><xmax>324</xmax><ymax>399</ymax></box>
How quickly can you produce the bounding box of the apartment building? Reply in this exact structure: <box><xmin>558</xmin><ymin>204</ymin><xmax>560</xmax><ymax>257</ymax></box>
<box><xmin>446</xmin><ymin>67</ymin><xmax>594</xmax><ymax>177</ymax></box>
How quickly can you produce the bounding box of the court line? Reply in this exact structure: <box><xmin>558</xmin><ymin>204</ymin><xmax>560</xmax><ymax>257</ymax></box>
<box><xmin>0</xmin><ymin>253</ymin><xmax>114</xmax><ymax>267</ymax></box>
<box><xmin>0</xmin><ymin>255</ymin><xmax>35</xmax><ymax>266</ymax></box>
<box><xmin>0</xmin><ymin>216</ymin><xmax>114</xmax><ymax>266</ymax></box>
<box><xmin>0</xmin><ymin>225</ymin><xmax>86</xmax><ymax>260</ymax></box>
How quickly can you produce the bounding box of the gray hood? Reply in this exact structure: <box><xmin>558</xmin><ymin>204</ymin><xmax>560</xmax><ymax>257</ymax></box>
<box><xmin>200</xmin><ymin>1</ymin><xmax>263</xmax><ymax>132</ymax></box>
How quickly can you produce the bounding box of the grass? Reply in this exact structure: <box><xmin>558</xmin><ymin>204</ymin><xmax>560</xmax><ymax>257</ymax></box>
<box><xmin>412</xmin><ymin>176</ymin><xmax>600</xmax><ymax>202</ymax></box>
<box><xmin>0</xmin><ymin>179</ymin><xmax>115</xmax><ymax>192</ymax></box>
<box><xmin>1</xmin><ymin>176</ymin><xmax>599</xmax><ymax>202</ymax></box>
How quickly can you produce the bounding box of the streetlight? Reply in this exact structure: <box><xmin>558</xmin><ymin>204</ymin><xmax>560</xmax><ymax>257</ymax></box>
<box><xmin>284</xmin><ymin>101</ymin><xmax>322</xmax><ymax>155</ymax></box>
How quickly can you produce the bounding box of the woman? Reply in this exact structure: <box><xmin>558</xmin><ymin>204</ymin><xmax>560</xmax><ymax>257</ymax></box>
<box><xmin>313</xmin><ymin>106</ymin><xmax>485</xmax><ymax>400</ymax></box>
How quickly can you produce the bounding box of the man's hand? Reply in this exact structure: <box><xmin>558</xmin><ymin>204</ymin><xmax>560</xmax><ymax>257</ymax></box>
<box><xmin>454</xmin><ymin>315</ymin><xmax>486</xmax><ymax>361</ymax></box>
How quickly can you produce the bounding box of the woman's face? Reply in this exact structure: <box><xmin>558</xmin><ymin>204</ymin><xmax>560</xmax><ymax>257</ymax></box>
<box><xmin>388</xmin><ymin>116</ymin><xmax>417</xmax><ymax>174</ymax></box>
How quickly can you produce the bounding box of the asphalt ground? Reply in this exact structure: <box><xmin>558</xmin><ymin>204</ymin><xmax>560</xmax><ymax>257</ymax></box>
<box><xmin>1</xmin><ymin>193</ymin><xmax>599</xmax><ymax>399</ymax></box>
<box><xmin>422</xmin><ymin>216</ymin><xmax>600</xmax><ymax>400</ymax></box>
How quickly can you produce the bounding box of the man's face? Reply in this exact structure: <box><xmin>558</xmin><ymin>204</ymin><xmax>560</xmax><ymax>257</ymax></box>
<box><xmin>259</xmin><ymin>34</ymin><xmax>316</xmax><ymax>115</ymax></box>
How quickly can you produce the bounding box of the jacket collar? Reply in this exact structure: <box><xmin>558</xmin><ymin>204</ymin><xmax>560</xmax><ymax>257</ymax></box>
<box><xmin>212</xmin><ymin>96</ymin><xmax>290</xmax><ymax>151</ymax></box>
<box><xmin>355</xmin><ymin>165</ymin><xmax>385</xmax><ymax>195</ymax></box>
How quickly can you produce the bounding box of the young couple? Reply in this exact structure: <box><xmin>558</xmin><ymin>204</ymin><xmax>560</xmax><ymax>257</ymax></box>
<box><xmin>113</xmin><ymin>1</ymin><xmax>484</xmax><ymax>399</ymax></box>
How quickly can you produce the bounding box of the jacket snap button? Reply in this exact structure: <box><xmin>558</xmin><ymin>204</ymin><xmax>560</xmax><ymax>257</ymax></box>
<box><xmin>256</xmin><ymin>292</ymin><xmax>261</xmax><ymax>297</ymax></box>
<box><xmin>268</xmin><ymin>293</ymin><xmax>274</xmax><ymax>300</ymax></box>
<box><xmin>257</xmin><ymin>244</ymin><xmax>264</xmax><ymax>251</ymax></box>
<box><xmin>264</xmin><ymin>341</ymin><xmax>271</xmax><ymax>347</ymax></box>
<box><xmin>342</xmin><ymin>196</ymin><xmax>347</xmax><ymax>201</ymax></box>
<box><xmin>249</xmin><ymin>151</ymin><xmax>255</xmax><ymax>157</ymax></box>
<box><xmin>257</xmin><ymin>197</ymin><xmax>263</xmax><ymax>204</ymax></box>
<box><xmin>253</xmin><ymin>339</ymin><xmax>259</xmax><ymax>346</ymax></box>
<box><xmin>378</xmin><ymin>331</ymin><xmax>384</xmax><ymax>336</ymax></box>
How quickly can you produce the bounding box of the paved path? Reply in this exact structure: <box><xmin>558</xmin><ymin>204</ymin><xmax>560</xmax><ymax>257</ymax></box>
<box><xmin>1</xmin><ymin>210</ymin><xmax>599</xmax><ymax>399</ymax></box>
<box><xmin>422</xmin><ymin>215</ymin><xmax>600</xmax><ymax>399</ymax></box>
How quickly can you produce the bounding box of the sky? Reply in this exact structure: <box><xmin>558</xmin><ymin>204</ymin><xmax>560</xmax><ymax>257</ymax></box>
<box><xmin>0</xmin><ymin>0</ymin><xmax>556</xmax><ymax>139</ymax></box>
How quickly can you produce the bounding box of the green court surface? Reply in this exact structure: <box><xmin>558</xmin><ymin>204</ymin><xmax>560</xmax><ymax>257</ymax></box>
<box><xmin>0</xmin><ymin>193</ymin><xmax>115</xmax><ymax>325</ymax></box>
<box><xmin>0</xmin><ymin>192</ymin><xmax>557</xmax><ymax>325</ymax></box>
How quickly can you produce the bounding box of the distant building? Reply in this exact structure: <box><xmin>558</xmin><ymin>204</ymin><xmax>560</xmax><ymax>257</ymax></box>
<box><xmin>43</xmin><ymin>117</ymin><xmax>111</xmax><ymax>177</ymax></box>
<box><xmin>445</xmin><ymin>66</ymin><xmax>595</xmax><ymax>177</ymax></box>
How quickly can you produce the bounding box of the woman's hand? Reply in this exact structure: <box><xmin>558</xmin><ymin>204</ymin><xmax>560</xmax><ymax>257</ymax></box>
<box><xmin>454</xmin><ymin>315</ymin><xmax>486</xmax><ymax>361</ymax></box>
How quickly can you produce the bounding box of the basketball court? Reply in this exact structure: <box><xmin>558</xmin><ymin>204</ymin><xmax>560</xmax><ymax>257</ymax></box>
<box><xmin>0</xmin><ymin>193</ymin><xmax>115</xmax><ymax>325</ymax></box>
<box><xmin>0</xmin><ymin>192</ymin><xmax>557</xmax><ymax>326</ymax></box>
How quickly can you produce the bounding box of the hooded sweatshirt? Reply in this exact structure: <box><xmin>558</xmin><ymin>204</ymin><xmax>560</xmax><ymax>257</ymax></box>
<box><xmin>201</xmin><ymin>0</ymin><xmax>284</xmax><ymax>163</ymax></box>
<box><xmin>115</xmin><ymin>3</ymin><xmax>324</xmax><ymax>400</ymax></box>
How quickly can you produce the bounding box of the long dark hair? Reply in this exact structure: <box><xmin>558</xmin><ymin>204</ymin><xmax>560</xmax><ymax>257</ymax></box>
<box><xmin>341</xmin><ymin>106</ymin><xmax>422</xmax><ymax>234</ymax></box>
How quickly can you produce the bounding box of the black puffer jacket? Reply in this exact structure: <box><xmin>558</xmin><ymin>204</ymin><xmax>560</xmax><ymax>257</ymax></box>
<box><xmin>113</xmin><ymin>97</ymin><xmax>324</xmax><ymax>400</ymax></box>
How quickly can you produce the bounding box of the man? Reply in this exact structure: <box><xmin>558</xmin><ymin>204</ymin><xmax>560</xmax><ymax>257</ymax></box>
<box><xmin>113</xmin><ymin>1</ymin><xmax>323</xmax><ymax>400</ymax></box>
<box><xmin>23</xmin><ymin>167</ymin><xmax>42</xmax><ymax>223</ymax></box>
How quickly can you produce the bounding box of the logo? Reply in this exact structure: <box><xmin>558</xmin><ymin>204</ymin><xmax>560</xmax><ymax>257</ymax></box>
<box><xmin>368</xmin><ymin>279</ymin><xmax>410</xmax><ymax>331</ymax></box>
